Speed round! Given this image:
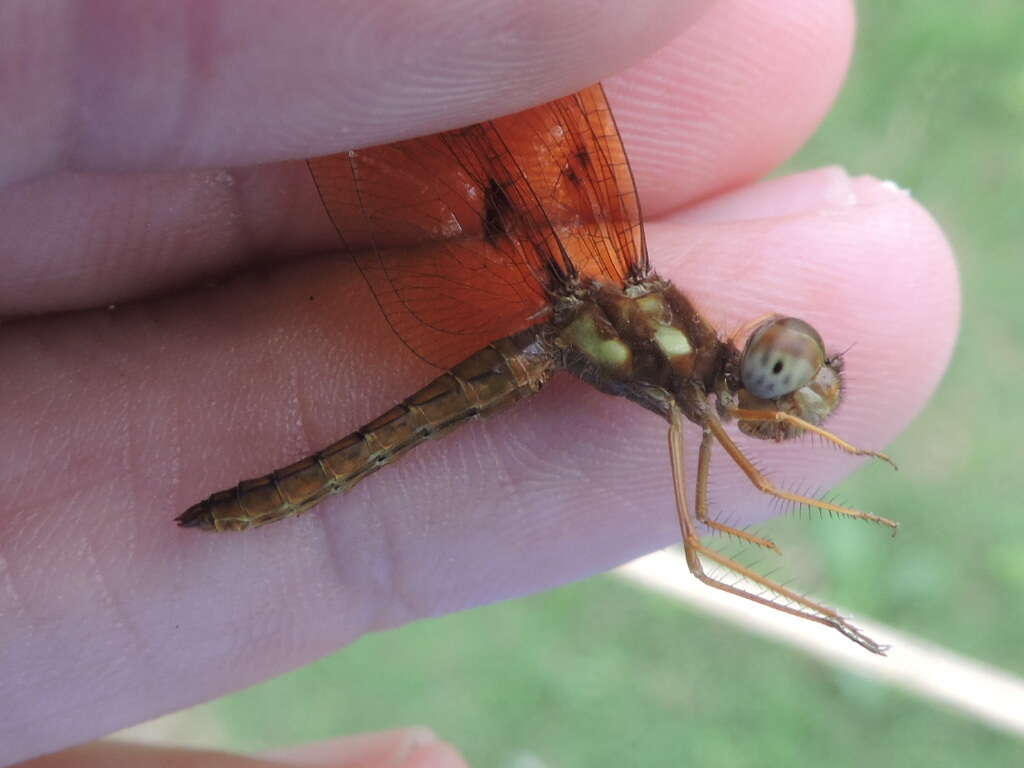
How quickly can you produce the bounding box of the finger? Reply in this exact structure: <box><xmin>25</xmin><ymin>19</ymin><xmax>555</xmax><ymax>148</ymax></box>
<box><xmin>0</xmin><ymin>0</ymin><xmax>852</xmax><ymax>315</ymax></box>
<box><xmin>0</xmin><ymin>170</ymin><xmax>958</xmax><ymax>760</ymax></box>
<box><xmin>15</xmin><ymin>730</ymin><xmax>467</xmax><ymax>768</ymax></box>
<box><xmin>0</xmin><ymin>0</ymin><xmax>707</xmax><ymax>183</ymax></box>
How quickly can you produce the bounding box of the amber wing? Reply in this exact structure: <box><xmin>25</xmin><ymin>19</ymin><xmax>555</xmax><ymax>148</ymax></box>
<box><xmin>308</xmin><ymin>84</ymin><xmax>648</xmax><ymax>369</ymax></box>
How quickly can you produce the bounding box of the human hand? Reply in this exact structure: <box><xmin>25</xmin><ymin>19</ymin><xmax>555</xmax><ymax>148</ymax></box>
<box><xmin>1</xmin><ymin>1</ymin><xmax>957</xmax><ymax>766</ymax></box>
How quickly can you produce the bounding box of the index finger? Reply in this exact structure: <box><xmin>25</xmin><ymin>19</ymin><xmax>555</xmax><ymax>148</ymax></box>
<box><xmin>0</xmin><ymin>0</ymin><xmax>706</xmax><ymax>183</ymax></box>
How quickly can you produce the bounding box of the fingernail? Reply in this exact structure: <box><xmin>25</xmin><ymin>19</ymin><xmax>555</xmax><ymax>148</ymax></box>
<box><xmin>849</xmin><ymin>174</ymin><xmax>912</xmax><ymax>204</ymax></box>
<box><xmin>678</xmin><ymin>166</ymin><xmax>908</xmax><ymax>225</ymax></box>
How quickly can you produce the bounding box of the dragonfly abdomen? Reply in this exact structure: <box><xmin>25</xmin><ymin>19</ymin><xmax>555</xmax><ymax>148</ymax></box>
<box><xmin>177</xmin><ymin>327</ymin><xmax>556</xmax><ymax>531</ymax></box>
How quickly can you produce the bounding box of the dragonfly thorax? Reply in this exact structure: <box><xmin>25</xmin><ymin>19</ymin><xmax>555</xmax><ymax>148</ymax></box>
<box><xmin>552</xmin><ymin>276</ymin><xmax>730</xmax><ymax>423</ymax></box>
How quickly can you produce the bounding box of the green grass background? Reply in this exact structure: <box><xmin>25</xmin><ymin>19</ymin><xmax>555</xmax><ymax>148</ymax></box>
<box><xmin>180</xmin><ymin>3</ymin><xmax>1024</xmax><ymax>765</ymax></box>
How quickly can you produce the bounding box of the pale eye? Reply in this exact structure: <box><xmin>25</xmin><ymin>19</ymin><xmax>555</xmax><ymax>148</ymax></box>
<box><xmin>740</xmin><ymin>317</ymin><xmax>826</xmax><ymax>400</ymax></box>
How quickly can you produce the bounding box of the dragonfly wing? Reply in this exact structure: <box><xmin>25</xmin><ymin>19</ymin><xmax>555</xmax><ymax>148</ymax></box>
<box><xmin>308</xmin><ymin>84</ymin><xmax>647</xmax><ymax>369</ymax></box>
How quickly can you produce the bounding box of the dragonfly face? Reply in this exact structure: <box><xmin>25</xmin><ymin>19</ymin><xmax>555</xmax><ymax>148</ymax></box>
<box><xmin>731</xmin><ymin>316</ymin><xmax>844</xmax><ymax>441</ymax></box>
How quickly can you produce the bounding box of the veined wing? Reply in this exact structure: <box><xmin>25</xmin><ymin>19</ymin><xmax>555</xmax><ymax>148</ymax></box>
<box><xmin>308</xmin><ymin>83</ymin><xmax>648</xmax><ymax>369</ymax></box>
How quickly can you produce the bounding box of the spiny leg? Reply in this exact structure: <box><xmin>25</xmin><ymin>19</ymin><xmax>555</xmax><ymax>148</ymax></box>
<box><xmin>706</xmin><ymin>410</ymin><xmax>899</xmax><ymax>532</ymax></box>
<box><xmin>730</xmin><ymin>408</ymin><xmax>898</xmax><ymax>469</ymax></box>
<box><xmin>696</xmin><ymin>428</ymin><xmax>780</xmax><ymax>554</ymax></box>
<box><xmin>668</xmin><ymin>404</ymin><xmax>888</xmax><ymax>655</ymax></box>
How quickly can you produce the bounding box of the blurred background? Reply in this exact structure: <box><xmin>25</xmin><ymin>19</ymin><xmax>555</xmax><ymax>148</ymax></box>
<box><xmin>123</xmin><ymin>3</ymin><xmax>1023</xmax><ymax>765</ymax></box>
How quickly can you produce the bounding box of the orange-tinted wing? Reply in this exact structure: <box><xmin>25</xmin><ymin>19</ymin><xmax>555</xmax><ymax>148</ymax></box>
<box><xmin>308</xmin><ymin>83</ymin><xmax>648</xmax><ymax>369</ymax></box>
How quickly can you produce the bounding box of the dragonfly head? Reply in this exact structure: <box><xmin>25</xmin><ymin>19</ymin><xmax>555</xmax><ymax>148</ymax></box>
<box><xmin>732</xmin><ymin>316</ymin><xmax>844</xmax><ymax>441</ymax></box>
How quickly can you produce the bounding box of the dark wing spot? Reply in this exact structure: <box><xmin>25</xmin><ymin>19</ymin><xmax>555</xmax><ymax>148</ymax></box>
<box><xmin>575</xmin><ymin>147</ymin><xmax>591</xmax><ymax>167</ymax></box>
<box><xmin>482</xmin><ymin>178</ymin><xmax>515</xmax><ymax>244</ymax></box>
<box><xmin>772</xmin><ymin>360</ymin><xmax>784</xmax><ymax>374</ymax></box>
<box><xmin>564</xmin><ymin>165</ymin><xmax>581</xmax><ymax>186</ymax></box>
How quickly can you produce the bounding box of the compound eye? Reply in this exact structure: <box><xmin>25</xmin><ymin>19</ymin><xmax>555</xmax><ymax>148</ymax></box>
<box><xmin>740</xmin><ymin>317</ymin><xmax>826</xmax><ymax>400</ymax></box>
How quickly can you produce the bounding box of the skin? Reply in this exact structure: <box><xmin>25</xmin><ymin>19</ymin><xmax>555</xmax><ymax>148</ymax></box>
<box><xmin>0</xmin><ymin>0</ymin><xmax>959</xmax><ymax>766</ymax></box>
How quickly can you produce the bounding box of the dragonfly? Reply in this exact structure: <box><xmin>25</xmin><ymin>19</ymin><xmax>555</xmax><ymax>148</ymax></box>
<box><xmin>178</xmin><ymin>84</ymin><xmax>898</xmax><ymax>654</ymax></box>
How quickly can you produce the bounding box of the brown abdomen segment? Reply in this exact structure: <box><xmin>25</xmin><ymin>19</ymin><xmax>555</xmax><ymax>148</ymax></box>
<box><xmin>177</xmin><ymin>327</ymin><xmax>555</xmax><ymax>531</ymax></box>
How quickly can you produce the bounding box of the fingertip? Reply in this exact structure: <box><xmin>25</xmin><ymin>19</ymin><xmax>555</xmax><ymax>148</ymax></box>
<box><xmin>649</xmin><ymin>168</ymin><xmax>958</xmax><ymax>472</ymax></box>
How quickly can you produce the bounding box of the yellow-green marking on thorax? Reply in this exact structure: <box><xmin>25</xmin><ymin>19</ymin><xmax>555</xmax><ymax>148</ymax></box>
<box><xmin>635</xmin><ymin>291</ymin><xmax>693</xmax><ymax>361</ymax></box>
<box><xmin>563</xmin><ymin>312</ymin><xmax>631</xmax><ymax>367</ymax></box>
<box><xmin>654</xmin><ymin>325</ymin><xmax>693</xmax><ymax>358</ymax></box>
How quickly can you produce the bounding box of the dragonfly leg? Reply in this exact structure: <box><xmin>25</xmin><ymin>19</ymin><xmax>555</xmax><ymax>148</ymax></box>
<box><xmin>705</xmin><ymin>410</ymin><xmax>899</xmax><ymax>532</ymax></box>
<box><xmin>695</xmin><ymin>427</ymin><xmax>780</xmax><ymax>554</ymax></box>
<box><xmin>731</xmin><ymin>408</ymin><xmax>898</xmax><ymax>469</ymax></box>
<box><xmin>667</xmin><ymin>404</ymin><xmax>888</xmax><ymax>655</ymax></box>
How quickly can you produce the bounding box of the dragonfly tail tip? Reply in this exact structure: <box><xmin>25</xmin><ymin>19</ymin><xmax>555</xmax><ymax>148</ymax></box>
<box><xmin>175</xmin><ymin>503</ymin><xmax>210</xmax><ymax>529</ymax></box>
